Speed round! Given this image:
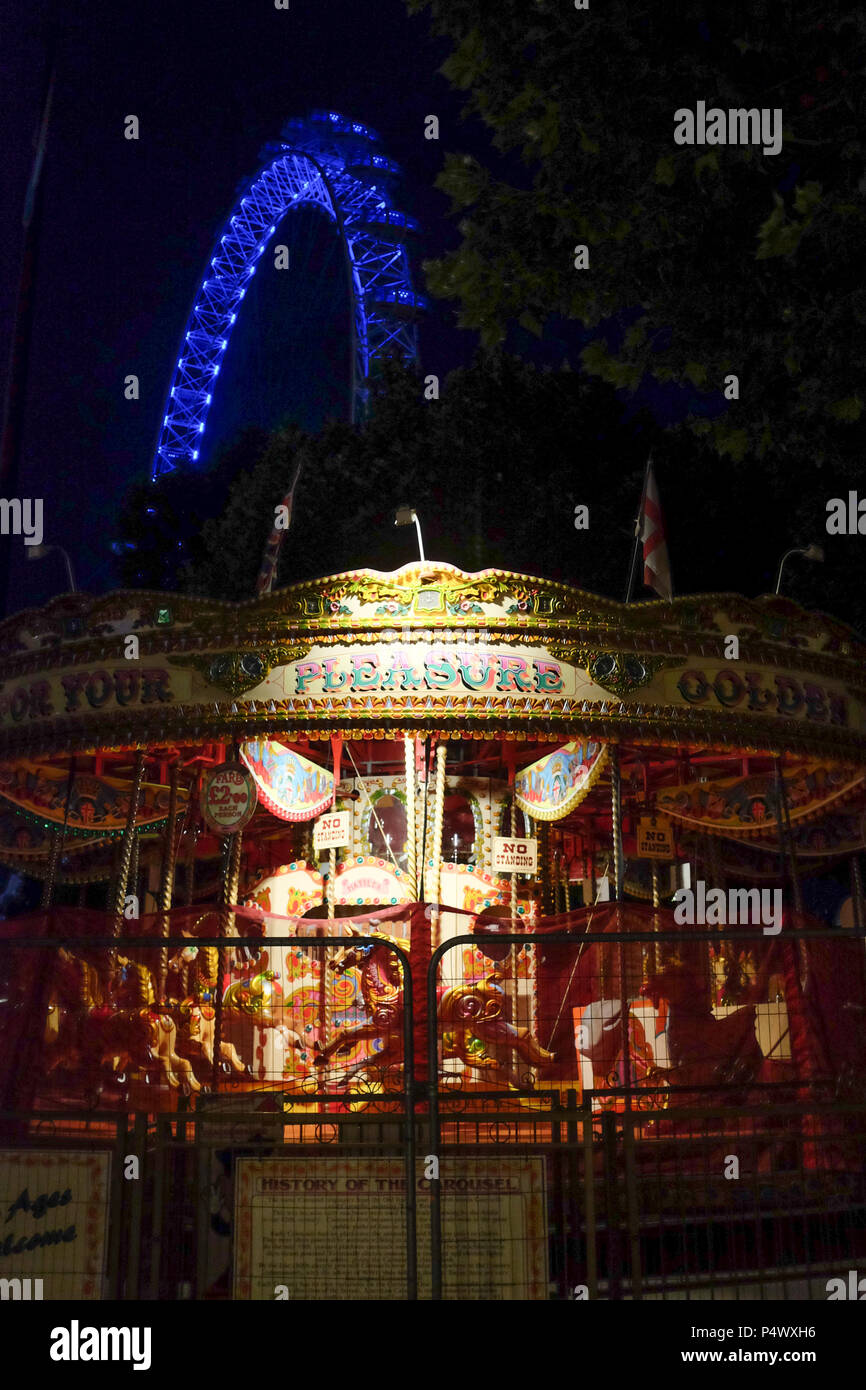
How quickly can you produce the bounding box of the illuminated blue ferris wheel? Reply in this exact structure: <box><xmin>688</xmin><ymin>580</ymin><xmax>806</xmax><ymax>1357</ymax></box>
<box><xmin>152</xmin><ymin>111</ymin><xmax>427</xmax><ymax>480</ymax></box>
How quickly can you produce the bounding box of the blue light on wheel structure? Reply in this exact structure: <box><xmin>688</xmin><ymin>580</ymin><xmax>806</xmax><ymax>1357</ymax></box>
<box><xmin>152</xmin><ymin>110</ymin><xmax>419</xmax><ymax>478</ymax></box>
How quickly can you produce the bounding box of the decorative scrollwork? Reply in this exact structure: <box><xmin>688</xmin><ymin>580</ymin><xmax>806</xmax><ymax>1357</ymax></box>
<box><xmin>168</xmin><ymin>643</ymin><xmax>309</xmax><ymax>696</ymax></box>
<box><xmin>546</xmin><ymin>644</ymin><xmax>666</xmax><ymax>695</ymax></box>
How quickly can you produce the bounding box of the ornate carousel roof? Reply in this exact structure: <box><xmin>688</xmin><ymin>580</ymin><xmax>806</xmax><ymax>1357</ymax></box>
<box><xmin>0</xmin><ymin>561</ymin><xmax>863</xmax><ymax>763</ymax></box>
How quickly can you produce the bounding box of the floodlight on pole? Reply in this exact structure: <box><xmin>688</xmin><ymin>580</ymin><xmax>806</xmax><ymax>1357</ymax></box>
<box><xmin>27</xmin><ymin>542</ymin><xmax>77</xmax><ymax>593</ymax></box>
<box><xmin>394</xmin><ymin>505</ymin><xmax>425</xmax><ymax>562</ymax></box>
<box><xmin>774</xmin><ymin>543</ymin><xmax>824</xmax><ymax>595</ymax></box>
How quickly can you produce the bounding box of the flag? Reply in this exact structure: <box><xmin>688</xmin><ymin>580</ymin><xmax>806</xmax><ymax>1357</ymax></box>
<box><xmin>23</xmin><ymin>70</ymin><xmax>55</xmax><ymax>230</ymax></box>
<box><xmin>255</xmin><ymin>461</ymin><xmax>302</xmax><ymax>596</ymax></box>
<box><xmin>638</xmin><ymin>460</ymin><xmax>672</xmax><ymax>600</ymax></box>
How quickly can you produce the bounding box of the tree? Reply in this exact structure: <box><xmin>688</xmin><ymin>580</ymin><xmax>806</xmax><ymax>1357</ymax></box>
<box><xmin>405</xmin><ymin>1</ymin><xmax>866</xmax><ymax>472</ymax></box>
<box><xmin>114</xmin><ymin>427</ymin><xmax>274</xmax><ymax>589</ymax></box>
<box><xmin>178</xmin><ymin>354</ymin><xmax>665</xmax><ymax>600</ymax></box>
<box><xmin>115</xmin><ymin>354</ymin><xmax>865</xmax><ymax>635</ymax></box>
<box><xmin>178</xmin><ymin>355</ymin><xmax>819</xmax><ymax>624</ymax></box>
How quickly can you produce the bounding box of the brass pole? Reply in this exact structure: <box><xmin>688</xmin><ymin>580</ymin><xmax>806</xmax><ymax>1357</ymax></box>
<box><xmin>156</xmin><ymin>763</ymin><xmax>182</xmax><ymax>1002</ymax></box>
<box><xmin>128</xmin><ymin>832</ymin><xmax>140</xmax><ymax>917</ymax></box>
<box><xmin>609</xmin><ymin>746</ymin><xmax>623</xmax><ymax>904</ymax></box>
<box><xmin>42</xmin><ymin>756</ymin><xmax>76</xmax><ymax>910</ymax></box>
<box><xmin>404</xmin><ymin>736</ymin><xmax>417</xmax><ymax>898</ymax></box>
<box><xmin>430</xmin><ymin>742</ymin><xmax>446</xmax><ymax>949</ymax></box>
<box><xmin>41</xmin><ymin>827</ymin><xmax>62</xmax><ymax>909</ymax></box>
<box><xmin>112</xmin><ymin>749</ymin><xmax>146</xmax><ymax>940</ymax></box>
<box><xmin>651</xmin><ymin>860</ymin><xmax>661</xmax><ymax>973</ymax></box>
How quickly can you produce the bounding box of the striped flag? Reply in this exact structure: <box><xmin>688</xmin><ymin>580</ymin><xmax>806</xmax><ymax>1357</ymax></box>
<box><xmin>255</xmin><ymin>461</ymin><xmax>303</xmax><ymax>596</ymax></box>
<box><xmin>638</xmin><ymin>459</ymin><xmax>672</xmax><ymax>600</ymax></box>
<box><xmin>23</xmin><ymin>70</ymin><xmax>55</xmax><ymax>230</ymax></box>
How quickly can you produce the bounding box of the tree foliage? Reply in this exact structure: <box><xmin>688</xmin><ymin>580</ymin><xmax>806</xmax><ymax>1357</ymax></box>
<box><xmin>406</xmin><ymin>0</ymin><xmax>866</xmax><ymax>471</ymax></box>
<box><xmin>116</xmin><ymin>357</ymin><xmax>865</xmax><ymax>635</ymax></box>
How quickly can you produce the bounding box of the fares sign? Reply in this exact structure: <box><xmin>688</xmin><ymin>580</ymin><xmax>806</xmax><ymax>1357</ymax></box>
<box><xmin>492</xmin><ymin>837</ymin><xmax>538</xmax><ymax>874</ymax></box>
<box><xmin>313</xmin><ymin>810</ymin><xmax>351</xmax><ymax>851</ymax></box>
<box><xmin>636</xmin><ymin>815</ymin><xmax>674</xmax><ymax>859</ymax></box>
<box><xmin>200</xmin><ymin>763</ymin><xmax>258</xmax><ymax>834</ymax></box>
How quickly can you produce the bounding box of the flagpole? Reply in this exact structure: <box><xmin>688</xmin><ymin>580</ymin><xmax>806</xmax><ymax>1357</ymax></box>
<box><xmin>0</xmin><ymin>58</ymin><xmax>56</xmax><ymax>615</ymax></box>
<box><xmin>624</xmin><ymin>454</ymin><xmax>651</xmax><ymax>604</ymax></box>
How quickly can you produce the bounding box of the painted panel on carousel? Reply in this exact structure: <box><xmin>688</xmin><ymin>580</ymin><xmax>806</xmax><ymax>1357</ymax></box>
<box><xmin>240</xmin><ymin>740</ymin><xmax>334</xmax><ymax>822</ymax></box>
<box><xmin>514</xmin><ymin>740</ymin><xmax>607</xmax><ymax>822</ymax></box>
<box><xmin>722</xmin><ymin>807</ymin><xmax>866</xmax><ymax>860</ymax></box>
<box><xmin>657</xmin><ymin>762</ymin><xmax>864</xmax><ymax>836</ymax></box>
<box><xmin>244</xmin><ymin>861</ymin><xmax>324</xmax><ymax>918</ymax></box>
<box><xmin>334</xmin><ymin>856</ymin><xmax>413</xmax><ymax>906</ymax></box>
<box><xmin>0</xmin><ymin>761</ymin><xmax>187</xmax><ymax>836</ymax></box>
<box><xmin>440</xmin><ymin>862</ymin><xmax>537</xmax><ymax>920</ymax></box>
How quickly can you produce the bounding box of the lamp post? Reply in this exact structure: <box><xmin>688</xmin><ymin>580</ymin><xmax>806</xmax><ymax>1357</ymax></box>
<box><xmin>394</xmin><ymin>505</ymin><xmax>425</xmax><ymax>563</ymax></box>
<box><xmin>774</xmin><ymin>543</ymin><xmax>823</xmax><ymax>595</ymax></box>
<box><xmin>27</xmin><ymin>542</ymin><xmax>77</xmax><ymax>593</ymax></box>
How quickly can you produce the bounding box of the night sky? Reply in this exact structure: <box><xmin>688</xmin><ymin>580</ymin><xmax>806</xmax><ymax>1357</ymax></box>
<box><xmin>0</xmin><ymin>3</ymin><xmax>860</xmax><ymax>625</ymax></box>
<box><xmin>1</xmin><ymin>0</ymin><xmax>481</xmax><ymax>611</ymax></box>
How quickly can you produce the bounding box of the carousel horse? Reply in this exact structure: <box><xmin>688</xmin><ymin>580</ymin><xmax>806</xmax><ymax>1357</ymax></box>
<box><xmin>167</xmin><ymin>943</ymin><xmax>300</xmax><ymax>1079</ymax></box>
<box><xmin>46</xmin><ymin>950</ymin><xmax>200</xmax><ymax>1095</ymax></box>
<box><xmin>643</xmin><ymin>963</ymin><xmax>763</xmax><ymax>1098</ymax></box>
<box><xmin>573</xmin><ymin>996</ymin><xmax>659</xmax><ymax>1095</ymax></box>
<box><xmin>439</xmin><ymin>973</ymin><xmax>555</xmax><ymax>1086</ymax></box>
<box><xmin>314</xmin><ymin>927</ymin><xmax>410</xmax><ymax>1080</ymax></box>
<box><xmin>114</xmin><ymin>957</ymin><xmax>202</xmax><ymax>1091</ymax></box>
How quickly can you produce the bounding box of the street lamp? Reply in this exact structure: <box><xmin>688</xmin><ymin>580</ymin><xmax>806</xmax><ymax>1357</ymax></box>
<box><xmin>774</xmin><ymin>543</ymin><xmax>823</xmax><ymax>595</ymax></box>
<box><xmin>27</xmin><ymin>543</ymin><xmax>77</xmax><ymax>593</ymax></box>
<box><xmin>394</xmin><ymin>505</ymin><xmax>425</xmax><ymax>562</ymax></box>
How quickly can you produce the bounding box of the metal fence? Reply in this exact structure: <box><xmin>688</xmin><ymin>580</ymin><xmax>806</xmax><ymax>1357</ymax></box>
<box><xmin>1</xmin><ymin>919</ymin><xmax>865</xmax><ymax>1300</ymax></box>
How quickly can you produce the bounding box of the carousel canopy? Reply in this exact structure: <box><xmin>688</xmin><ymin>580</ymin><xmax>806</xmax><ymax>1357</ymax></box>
<box><xmin>0</xmin><ymin>562</ymin><xmax>862</xmax><ymax>765</ymax></box>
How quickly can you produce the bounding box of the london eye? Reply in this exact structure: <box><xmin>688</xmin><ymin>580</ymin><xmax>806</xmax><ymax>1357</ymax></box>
<box><xmin>152</xmin><ymin>111</ymin><xmax>426</xmax><ymax>480</ymax></box>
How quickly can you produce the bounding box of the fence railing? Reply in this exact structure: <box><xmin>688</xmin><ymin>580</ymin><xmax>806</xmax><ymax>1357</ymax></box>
<box><xmin>1</xmin><ymin>911</ymin><xmax>866</xmax><ymax>1299</ymax></box>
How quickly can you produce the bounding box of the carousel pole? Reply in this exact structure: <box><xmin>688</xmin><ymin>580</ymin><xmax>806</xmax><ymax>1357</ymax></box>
<box><xmin>651</xmin><ymin>861</ymin><xmax>661</xmax><ymax>974</ymax></box>
<box><xmin>609</xmin><ymin>744</ymin><xmax>630</xmax><ymax>1091</ymax></box>
<box><xmin>42</xmin><ymin>756</ymin><xmax>76</xmax><ymax>910</ymax></box>
<box><xmin>156</xmin><ymin>763</ymin><xmax>182</xmax><ymax>1003</ymax></box>
<box><xmin>112</xmin><ymin>749</ymin><xmax>146</xmax><ymax>943</ymax></box>
<box><xmin>128</xmin><ymin>831</ymin><xmax>140</xmax><ymax>922</ymax></box>
<box><xmin>319</xmin><ymin>845</ymin><xmax>337</xmax><ymax>1055</ymax></box>
<box><xmin>851</xmin><ymin>857</ymin><xmax>866</xmax><ymax>985</ymax></box>
<box><xmin>774</xmin><ymin>757</ymin><xmax>803</xmax><ymax>916</ymax></box>
<box><xmin>418</xmin><ymin>737</ymin><xmax>432</xmax><ymax>901</ymax></box>
<box><xmin>404</xmin><ymin>736</ymin><xmax>417</xmax><ymax>899</ymax></box>
<box><xmin>537</xmin><ymin>821</ymin><xmax>553</xmax><ymax>915</ymax></box>
<box><xmin>182</xmin><ymin>793</ymin><xmax>200</xmax><ymax>998</ymax></box>
<box><xmin>40</xmin><ymin>827</ymin><xmax>62</xmax><ymax>910</ymax></box>
<box><xmin>609</xmin><ymin>746</ymin><xmax>624</xmax><ymax>903</ymax></box>
<box><xmin>851</xmin><ymin>855</ymin><xmax>864</xmax><ymax>932</ymax></box>
<box><xmin>773</xmin><ymin>757</ymin><xmax>808</xmax><ymax>1002</ymax></box>
<box><xmin>213</xmin><ymin>828</ymin><xmax>243</xmax><ymax>1092</ymax></box>
<box><xmin>510</xmin><ymin>792</ymin><xmax>518</xmax><ymax>923</ymax></box>
<box><xmin>430</xmin><ymin>742</ymin><xmax>446</xmax><ymax>946</ymax></box>
<box><xmin>327</xmin><ymin>848</ymin><xmax>336</xmax><ymax>918</ymax></box>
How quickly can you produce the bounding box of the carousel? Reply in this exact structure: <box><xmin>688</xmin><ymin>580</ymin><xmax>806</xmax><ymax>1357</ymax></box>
<box><xmin>1</xmin><ymin>560</ymin><xmax>866</xmax><ymax>1126</ymax></box>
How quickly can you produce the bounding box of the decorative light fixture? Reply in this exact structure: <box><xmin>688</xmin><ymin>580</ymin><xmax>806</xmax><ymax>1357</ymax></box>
<box><xmin>775</xmin><ymin>543</ymin><xmax>824</xmax><ymax>594</ymax></box>
<box><xmin>26</xmin><ymin>543</ymin><xmax>77</xmax><ymax>593</ymax></box>
<box><xmin>395</xmin><ymin>506</ymin><xmax>425</xmax><ymax>562</ymax></box>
